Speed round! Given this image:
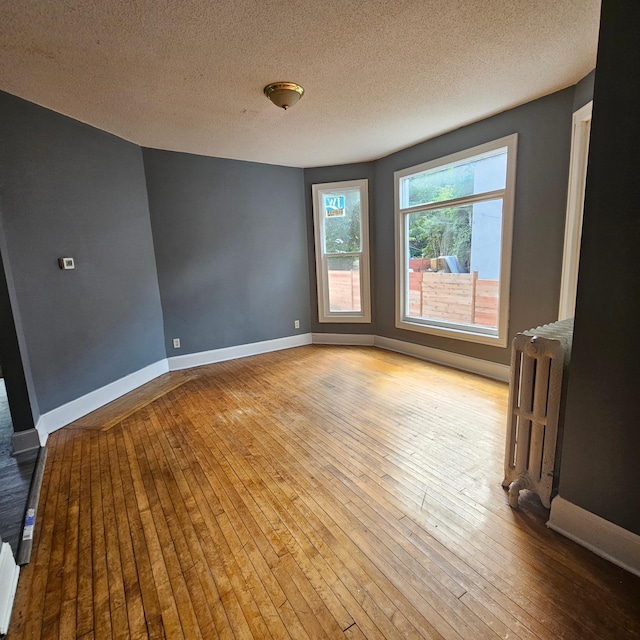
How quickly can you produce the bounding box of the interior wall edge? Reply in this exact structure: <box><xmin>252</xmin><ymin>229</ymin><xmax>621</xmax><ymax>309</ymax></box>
<box><xmin>0</xmin><ymin>222</ymin><xmax>40</xmax><ymax>429</ymax></box>
<box><xmin>557</xmin><ymin>0</ymin><xmax>640</xmax><ymax>537</ymax></box>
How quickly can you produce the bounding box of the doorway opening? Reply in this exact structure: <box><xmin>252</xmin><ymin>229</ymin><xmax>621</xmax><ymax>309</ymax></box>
<box><xmin>0</xmin><ymin>376</ymin><xmax>38</xmax><ymax>555</ymax></box>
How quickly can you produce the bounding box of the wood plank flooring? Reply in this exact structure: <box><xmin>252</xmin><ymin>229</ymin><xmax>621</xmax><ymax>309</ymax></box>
<box><xmin>7</xmin><ymin>345</ymin><xmax>640</xmax><ymax>639</ymax></box>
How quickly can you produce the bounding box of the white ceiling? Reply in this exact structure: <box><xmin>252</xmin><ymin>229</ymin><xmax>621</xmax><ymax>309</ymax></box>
<box><xmin>0</xmin><ymin>0</ymin><xmax>601</xmax><ymax>168</ymax></box>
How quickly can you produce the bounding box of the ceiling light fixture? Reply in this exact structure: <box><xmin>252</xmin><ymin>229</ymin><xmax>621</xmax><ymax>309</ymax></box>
<box><xmin>264</xmin><ymin>82</ymin><xmax>304</xmax><ymax>110</ymax></box>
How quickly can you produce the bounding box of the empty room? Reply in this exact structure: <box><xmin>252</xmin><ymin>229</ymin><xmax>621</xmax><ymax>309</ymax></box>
<box><xmin>0</xmin><ymin>0</ymin><xmax>638</xmax><ymax>638</ymax></box>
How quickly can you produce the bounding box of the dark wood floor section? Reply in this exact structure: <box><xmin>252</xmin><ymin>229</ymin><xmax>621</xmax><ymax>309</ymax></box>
<box><xmin>7</xmin><ymin>346</ymin><xmax>640</xmax><ymax>639</ymax></box>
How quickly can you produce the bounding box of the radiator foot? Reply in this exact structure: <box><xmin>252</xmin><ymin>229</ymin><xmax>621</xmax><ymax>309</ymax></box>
<box><xmin>508</xmin><ymin>477</ymin><xmax>528</xmax><ymax>508</ymax></box>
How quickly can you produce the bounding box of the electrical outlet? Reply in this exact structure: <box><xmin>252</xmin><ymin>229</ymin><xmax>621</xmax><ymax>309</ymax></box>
<box><xmin>173</xmin><ymin>338</ymin><xmax>181</xmax><ymax>349</ymax></box>
<box><xmin>294</xmin><ymin>320</ymin><xmax>300</xmax><ymax>329</ymax></box>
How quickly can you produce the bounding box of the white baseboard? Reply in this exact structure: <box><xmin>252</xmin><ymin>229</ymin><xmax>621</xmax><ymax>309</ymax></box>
<box><xmin>373</xmin><ymin>335</ymin><xmax>510</xmax><ymax>382</ymax></box>
<box><xmin>37</xmin><ymin>359</ymin><xmax>169</xmax><ymax>440</ymax></box>
<box><xmin>168</xmin><ymin>333</ymin><xmax>313</xmax><ymax>371</ymax></box>
<box><xmin>35</xmin><ymin>332</ymin><xmax>507</xmax><ymax>443</ymax></box>
<box><xmin>548</xmin><ymin>495</ymin><xmax>640</xmax><ymax>578</ymax></box>
<box><xmin>311</xmin><ymin>333</ymin><xmax>375</xmax><ymax>346</ymax></box>
<box><xmin>35</xmin><ymin>335</ymin><xmax>313</xmax><ymax>439</ymax></box>
<box><xmin>310</xmin><ymin>332</ymin><xmax>508</xmax><ymax>381</ymax></box>
<box><xmin>0</xmin><ymin>543</ymin><xmax>19</xmax><ymax>635</ymax></box>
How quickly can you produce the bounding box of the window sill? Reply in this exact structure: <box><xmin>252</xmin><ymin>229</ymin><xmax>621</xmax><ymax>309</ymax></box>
<box><xmin>396</xmin><ymin>317</ymin><xmax>508</xmax><ymax>347</ymax></box>
<box><xmin>319</xmin><ymin>315</ymin><xmax>372</xmax><ymax>324</ymax></box>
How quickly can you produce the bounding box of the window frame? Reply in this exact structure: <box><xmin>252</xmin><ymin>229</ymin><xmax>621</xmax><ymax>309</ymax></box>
<box><xmin>312</xmin><ymin>179</ymin><xmax>371</xmax><ymax>323</ymax></box>
<box><xmin>394</xmin><ymin>134</ymin><xmax>518</xmax><ymax>347</ymax></box>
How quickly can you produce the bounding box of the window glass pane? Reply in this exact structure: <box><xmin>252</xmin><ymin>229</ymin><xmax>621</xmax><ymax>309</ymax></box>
<box><xmin>402</xmin><ymin>149</ymin><xmax>507</xmax><ymax>208</ymax></box>
<box><xmin>323</xmin><ymin>189</ymin><xmax>362</xmax><ymax>254</ymax></box>
<box><xmin>327</xmin><ymin>255</ymin><xmax>361</xmax><ymax>312</ymax></box>
<box><xmin>407</xmin><ymin>199</ymin><xmax>502</xmax><ymax>328</ymax></box>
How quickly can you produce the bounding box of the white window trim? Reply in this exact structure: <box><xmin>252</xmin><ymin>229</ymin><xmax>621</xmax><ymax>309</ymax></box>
<box><xmin>558</xmin><ymin>101</ymin><xmax>592</xmax><ymax>321</ymax></box>
<box><xmin>394</xmin><ymin>134</ymin><xmax>518</xmax><ymax>347</ymax></box>
<box><xmin>312</xmin><ymin>179</ymin><xmax>371</xmax><ymax>323</ymax></box>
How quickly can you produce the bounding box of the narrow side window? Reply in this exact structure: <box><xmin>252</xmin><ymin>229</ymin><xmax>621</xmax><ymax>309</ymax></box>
<box><xmin>312</xmin><ymin>179</ymin><xmax>371</xmax><ymax>323</ymax></box>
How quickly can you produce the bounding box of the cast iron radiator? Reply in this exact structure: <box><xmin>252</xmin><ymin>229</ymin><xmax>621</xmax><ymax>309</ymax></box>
<box><xmin>502</xmin><ymin>318</ymin><xmax>573</xmax><ymax>508</ymax></box>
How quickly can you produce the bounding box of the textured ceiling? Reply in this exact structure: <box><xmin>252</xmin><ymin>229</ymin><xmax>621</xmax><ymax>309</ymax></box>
<box><xmin>0</xmin><ymin>0</ymin><xmax>601</xmax><ymax>168</ymax></box>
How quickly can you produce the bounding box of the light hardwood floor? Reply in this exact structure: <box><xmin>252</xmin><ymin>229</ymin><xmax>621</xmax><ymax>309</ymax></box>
<box><xmin>7</xmin><ymin>345</ymin><xmax>640</xmax><ymax>639</ymax></box>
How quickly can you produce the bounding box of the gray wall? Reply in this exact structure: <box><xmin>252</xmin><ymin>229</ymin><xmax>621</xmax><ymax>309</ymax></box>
<box><xmin>0</xmin><ymin>91</ymin><xmax>166</xmax><ymax>413</ymax></box>
<box><xmin>0</xmin><ymin>69</ymin><xmax>596</xmax><ymax>430</ymax></box>
<box><xmin>305</xmin><ymin>90</ymin><xmax>576</xmax><ymax>364</ymax></box>
<box><xmin>573</xmin><ymin>69</ymin><xmax>595</xmax><ymax>112</ymax></box>
<box><xmin>559</xmin><ymin>1</ymin><xmax>640</xmax><ymax>536</ymax></box>
<box><xmin>143</xmin><ymin>149</ymin><xmax>310</xmax><ymax>354</ymax></box>
<box><xmin>304</xmin><ymin>163</ymin><xmax>375</xmax><ymax>335</ymax></box>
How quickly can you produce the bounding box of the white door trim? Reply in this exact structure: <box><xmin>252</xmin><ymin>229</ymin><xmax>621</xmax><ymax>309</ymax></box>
<box><xmin>558</xmin><ymin>101</ymin><xmax>593</xmax><ymax>320</ymax></box>
<box><xmin>0</xmin><ymin>543</ymin><xmax>19</xmax><ymax>635</ymax></box>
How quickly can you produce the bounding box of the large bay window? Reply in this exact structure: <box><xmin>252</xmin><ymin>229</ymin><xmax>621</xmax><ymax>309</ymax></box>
<box><xmin>395</xmin><ymin>135</ymin><xmax>517</xmax><ymax>346</ymax></box>
<box><xmin>313</xmin><ymin>179</ymin><xmax>371</xmax><ymax>323</ymax></box>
